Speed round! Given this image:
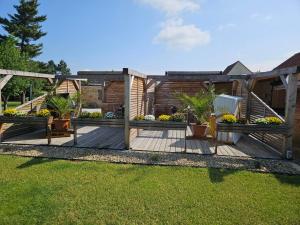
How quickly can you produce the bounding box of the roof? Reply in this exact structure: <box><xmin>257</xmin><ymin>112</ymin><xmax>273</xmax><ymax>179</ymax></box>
<box><xmin>223</xmin><ymin>61</ymin><xmax>252</xmax><ymax>75</ymax></box>
<box><xmin>223</xmin><ymin>61</ymin><xmax>239</xmax><ymax>75</ymax></box>
<box><xmin>273</xmin><ymin>52</ymin><xmax>300</xmax><ymax>70</ymax></box>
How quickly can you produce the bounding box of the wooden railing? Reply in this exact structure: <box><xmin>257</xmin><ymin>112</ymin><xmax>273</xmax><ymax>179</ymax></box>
<box><xmin>248</xmin><ymin>92</ymin><xmax>285</xmax><ymax>153</ymax></box>
<box><xmin>15</xmin><ymin>94</ymin><xmax>47</xmax><ymax>113</ymax></box>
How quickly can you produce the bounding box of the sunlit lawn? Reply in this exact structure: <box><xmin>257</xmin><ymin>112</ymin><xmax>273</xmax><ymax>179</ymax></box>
<box><xmin>2</xmin><ymin>101</ymin><xmax>21</xmax><ymax>109</ymax></box>
<box><xmin>0</xmin><ymin>155</ymin><xmax>299</xmax><ymax>225</ymax></box>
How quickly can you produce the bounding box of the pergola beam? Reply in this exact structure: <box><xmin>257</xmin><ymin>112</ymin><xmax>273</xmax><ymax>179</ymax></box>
<box><xmin>0</xmin><ymin>69</ymin><xmax>55</xmax><ymax>79</ymax></box>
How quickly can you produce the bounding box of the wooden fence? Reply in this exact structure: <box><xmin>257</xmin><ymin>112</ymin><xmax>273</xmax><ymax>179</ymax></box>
<box><xmin>248</xmin><ymin>92</ymin><xmax>286</xmax><ymax>153</ymax></box>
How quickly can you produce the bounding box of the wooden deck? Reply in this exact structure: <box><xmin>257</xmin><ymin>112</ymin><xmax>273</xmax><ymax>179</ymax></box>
<box><xmin>3</xmin><ymin>126</ymin><xmax>125</xmax><ymax>149</ymax></box>
<box><xmin>131</xmin><ymin>129</ymin><xmax>281</xmax><ymax>159</ymax></box>
<box><xmin>2</xmin><ymin>126</ymin><xmax>281</xmax><ymax>159</ymax></box>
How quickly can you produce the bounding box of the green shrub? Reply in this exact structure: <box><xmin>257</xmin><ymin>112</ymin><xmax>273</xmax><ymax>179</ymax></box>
<box><xmin>170</xmin><ymin>113</ymin><xmax>185</xmax><ymax>122</ymax></box>
<box><xmin>134</xmin><ymin>115</ymin><xmax>145</xmax><ymax>120</ymax></box>
<box><xmin>89</xmin><ymin>112</ymin><xmax>102</xmax><ymax>118</ymax></box>
<box><xmin>36</xmin><ymin>109</ymin><xmax>51</xmax><ymax>117</ymax></box>
<box><xmin>79</xmin><ymin>112</ymin><xmax>103</xmax><ymax>119</ymax></box>
<box><xmin>3</xmin><ymin>109</ymin><xmax>26</xmax><ymax>117</ymax></box>
<box><xmin>158</xmin><ymin>114</ymin><xmax>171</xmax><ymax>121</ymax></box>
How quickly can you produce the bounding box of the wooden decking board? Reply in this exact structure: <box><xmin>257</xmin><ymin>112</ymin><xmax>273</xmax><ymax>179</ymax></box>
<box><xmin>3</xmin><ymin>125</ymin><xmax>281</xmax><ymax>159</ymax></box>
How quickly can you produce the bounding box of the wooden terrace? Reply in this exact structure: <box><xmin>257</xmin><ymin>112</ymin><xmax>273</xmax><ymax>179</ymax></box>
<box><xmin>2</xmin><ymin>126</ymin><xmax>281</xmax><ymax>159</ymax></box>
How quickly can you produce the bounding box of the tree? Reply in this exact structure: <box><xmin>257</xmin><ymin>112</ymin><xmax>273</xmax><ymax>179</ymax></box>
<box><xmin>57</xmin><ymin>60</ymin><xmax>71</xmax><ymax>75</ymax></box>
<box><xmin>0</xmin><ymin>37</ymin><xmax>30</xmax><ymax>108</ymax></box>
<box><xmin>0</xmin><ymin>0</ymin><xmax>47</xmax><ymax>58</ymax></box>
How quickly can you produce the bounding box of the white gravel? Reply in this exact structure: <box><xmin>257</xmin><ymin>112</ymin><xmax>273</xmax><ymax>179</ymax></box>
<box><xmin>0</xmin><ymin>144</ymin><xmax>299</xmax><ymax>175</ymax></box>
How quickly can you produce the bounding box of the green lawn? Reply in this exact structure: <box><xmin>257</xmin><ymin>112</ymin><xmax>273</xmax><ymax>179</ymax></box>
<box><xmin>0</xmin><ymin>155</ymin><xmax>299</xmax><ymax>225</ymax></box>
<box><xmin>2</xmin><ymin>101</ymin><xmax>21</xmax><ymax>109</ymax></box>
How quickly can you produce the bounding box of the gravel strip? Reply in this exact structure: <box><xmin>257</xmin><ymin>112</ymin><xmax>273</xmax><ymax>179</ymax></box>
<box><xmin>0</xmin><ymin>144</ymin><xmax>300</xmax><ymax>175</ymax></box>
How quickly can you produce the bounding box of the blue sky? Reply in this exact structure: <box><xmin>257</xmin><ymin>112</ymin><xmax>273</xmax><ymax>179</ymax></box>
<box><xmin>1</xmin><ymin>0</ymin><xmax>300</xmax><ymax>74</ymax></box>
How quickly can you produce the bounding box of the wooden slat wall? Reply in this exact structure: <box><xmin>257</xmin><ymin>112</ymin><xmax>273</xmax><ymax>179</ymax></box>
<box><xmin>294</xmin><ymin>90</ymin><xmax>300</xmax><ymax>150</ymax></box>
<box><xmin>154</xmin><ymin>81</ymin><xmax>205</xmax><ymax>116</ymax></box>
<box><xmin>248</xmin><ymin>92</ymin><xmax>285</xmax><ymax>153</ymax></box>
<box><xmin>129</xmin><ymin>77</ymin><xmax>145</xmax><ymax>140</ymax></box>
<box><xmin>56</xmin><ymin>80</ymin><xmax>78</xmax><ymax>95</ymax></box>
<box><xmin>101</xmin><ymin>81</ymin><xmax>124</xmax><ymax>113</ymax></box>
<box><xmin>235</xmin><ymin>80</ymin><xmax>248</xmax><ymax>118</ymax></box>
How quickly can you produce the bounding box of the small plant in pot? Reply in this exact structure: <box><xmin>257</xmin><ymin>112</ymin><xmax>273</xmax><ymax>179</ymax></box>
<box><xmin>177</xmin><ymin>86</ymin><xmax>215</xmax><ymax>138</ymax></box>
<box><xmin>47</xmin><ymin>96</ymin><xmax>73</xmax><ymax>131</ymax></box>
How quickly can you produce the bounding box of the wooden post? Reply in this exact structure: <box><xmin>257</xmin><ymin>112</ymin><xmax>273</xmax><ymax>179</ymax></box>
<box><xmin>283</xmin><ymin>73</ymin><xmax>298</xmax><ymax>159</ymax></box>
<box><xmin>73</xmin><ymin>121</ymin><xmax>78</xmax><ymax>145</ymax></box>
<box><xmin>124</xmin><ymin>69</ymin><xmax>131</xmax><ymax>149</ymax></box>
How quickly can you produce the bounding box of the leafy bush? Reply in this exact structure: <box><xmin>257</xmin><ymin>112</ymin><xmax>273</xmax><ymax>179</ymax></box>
<box><xmin>90</xmin><ymin>112</ymin><xmax>102</xmax><ymax>118</ymax></box>
<box><xmin>36</xmin><ymin>109</ymin><xmax>51</xmax><ymax>117</ymax></box>
<box><xmin>47</xmin><ymin>96</ymin><xmax>73</xmax><ymax>119</ymax></box>
<box><xmin>105</xmin><ymin>112</ymin><xmax>115</xmax><ymax>119</ymax></box>
<box><xmin>158</xmin><ymin>114</ymin><xmax>171</xmax><ymax>121</ymax></box>
<box><xmin>3</xmin><ymin>109</ymin><xmax>18</xmax><ymax>117</ymax></box>
<box><xmin>176</xmin><ymin>86</ymin><xmax>215</xmax><ymax>124</ymax></box>
<box><xmin>170</xmin><ymin>113</ymin><xmax>185</xmax><ymax>122</ymax></box>
<box><xmin>144</xmin><ymin>115</ymin><xmax>155</xmax><ymax>121</ymax></box>
<box><xmin>265</xmin><ymin>117</ymin><xmax>282</xmax><ymax>125</ymax></box>
<box><xmin>134</xmin><ymin>115</ymin><xmax>145</xmax><ymax>121</ymax></box>
<box><xmin>255</xmin><ymin>117</ymin><xmax>283</xmax><ymax>125</ymax></box>
<box><xmin>79</xmin><ymin>112</ymin><xmax>90</xmax><ymax>118</ymax></box>
<box><xmin>255</xmin><ymin>118</ymin><xmax>268</xmax><ymax>124</ymax></box>
<box><xmin>3</xmin><ymin>109</ymin><xmax>26</xmax><ymax>117</ymax></box>
<box><xmin>79</xmin><ymin>112</ymin><xmax>103</xmax><ymax>119</ymax></box>
<box><xmin>221</xmin><ymin>114</ymin><xmax>237</xmax><ymax>124</ymax></box>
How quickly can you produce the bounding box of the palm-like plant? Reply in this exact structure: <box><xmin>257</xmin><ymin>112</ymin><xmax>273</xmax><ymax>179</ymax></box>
<box><xmin>47</xmin><ymin>96</ymin><xmax>73</xmax><ymax>119</ymax></box>
<box><xmin>177</xmin><ymin>86</ymin><xmax>215</xmax><ymax>124</ymax></box>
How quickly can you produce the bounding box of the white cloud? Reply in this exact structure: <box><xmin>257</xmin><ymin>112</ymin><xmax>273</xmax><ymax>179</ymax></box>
<box><xmin>154</xmin><ymin>18</ymin><xmax>210</xmax><ymax>50</ymax></box>
<box><xmin>218</xmin><ymin>23</ymin><xmax>236</xmax><ymax>31</ymax></box>
<box><xmin>137</xmin><ymin>0</ymin><xmax>200</xmax><ymax>15</ymax></box>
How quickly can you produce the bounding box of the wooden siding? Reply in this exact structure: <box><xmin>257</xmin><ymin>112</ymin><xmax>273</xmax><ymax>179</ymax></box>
<box><xmin>56</xmin><ymin>80</ymin><xmax>78</xmax><ymax>95</ymax></box>
<box><xmin>154</xmin><ymin>81</ymin><xmax>206</xmax><ymax>116</ymax></box>
<box><xmin>101</xmin><ymin>81</ymin><xmax>124</xmax><ymax>113</ymax></box>
<box><xmin>129</xmin><ymin>77</ymin><xmax>145</xmax><ymax>141</ymax></box>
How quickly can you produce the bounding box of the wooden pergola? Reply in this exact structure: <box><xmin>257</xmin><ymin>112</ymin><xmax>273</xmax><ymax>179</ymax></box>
<box><xmin>145</xmin><ymin>66</ymin><xmax>300</xmax><ymax>158</ymax></box>
<box><xmin>0</xmin><ymin>69</ymin><xmax>85</xmax><ymax>113</ymax></box>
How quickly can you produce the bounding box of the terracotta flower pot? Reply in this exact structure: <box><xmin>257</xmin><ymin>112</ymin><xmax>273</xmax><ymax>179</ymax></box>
<box><xmin>191</xmin><ymin>123</ymin><xmax>208</xmax><ymax>138</ymax></box>
<box><xmin>53</xmin><ymin>119</ymin><xmax>70</xmax><ymax>131</ymax></box>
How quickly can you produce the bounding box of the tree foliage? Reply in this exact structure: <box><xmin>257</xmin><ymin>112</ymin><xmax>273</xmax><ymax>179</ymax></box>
<box><xmin>0</xmin><ymin>0</ymin><xmax>47</xmax><ymax>58</ymax></box>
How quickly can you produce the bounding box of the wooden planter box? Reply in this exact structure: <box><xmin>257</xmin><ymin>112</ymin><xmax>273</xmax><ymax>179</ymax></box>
<box><xmin>72</xmin><ymin>118</ymin><xmax>124</xmax><ymax>127</ymax></box>
<box><xmin>0</xmin><ymin>115</ymin><xmax>53</xmax><ymax>144</ymax></box>
<box><xmin>216</xmin><ymin>123</ymin><xmax>289</xmax><ymax>134</ymax></box>
<box><xmin>0</xmin><ymin>115</ymin><xmax>49</xmax><ymax>124</ymax></box>
<box><xmin>129</xmin><ymin>120</ymin><xmax>187</xmax><ymax>130</ymax></box>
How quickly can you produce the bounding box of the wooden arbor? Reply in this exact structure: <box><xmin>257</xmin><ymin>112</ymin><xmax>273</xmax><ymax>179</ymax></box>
<box><xmin>147</xmin><ymin>66</ymin><xmax>300</xmax><ymax>159</ymax></box>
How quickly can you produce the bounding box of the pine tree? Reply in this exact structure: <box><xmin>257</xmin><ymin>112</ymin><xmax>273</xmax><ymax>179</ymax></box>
<box><xmin>57</xmin><ymin>60</ymin><xmax>71</xmax><ymax>75</ymax></box>
<box><xmin>0</xmin><ymin>0</ymin><xmax>47</xmax><ymax>58</ymax></box>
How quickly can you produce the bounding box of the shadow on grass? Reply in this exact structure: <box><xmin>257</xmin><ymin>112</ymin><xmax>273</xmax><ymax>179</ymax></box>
<box><xmin>273</xmin><ymin>173</ymin><xmax>300</xmax><ymax>186</ymax></box>
<box><xmin>17</xmin><ymin>158</ymin><xmax>58</xmax><ymax>169</ymax></box>
<box><xmin>208</xmin><ymin>167</ymin><xmax>239</xmax><ymax>183</ymax></box>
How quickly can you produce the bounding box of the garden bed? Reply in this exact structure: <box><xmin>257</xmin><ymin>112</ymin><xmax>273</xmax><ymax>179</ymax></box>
<box><xmin>216</xmin><ymin>123</ymin><xmax>289</xmax><ymax>134</ymax></box>
<box><xmin>0</xmin><ymin>115</ymin><xmax>50</xmax><ymax>124</ymax></box>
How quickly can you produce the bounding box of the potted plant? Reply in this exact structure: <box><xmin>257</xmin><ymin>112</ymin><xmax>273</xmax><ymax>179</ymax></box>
<box><xmin>47</xmin><ymin>96</ymin><xmax>73</xmax><ymax>131</ymax></box>
<box><xmin>177</xmin><ymin>86</ymin><xmax>215</xmax><ymax>138</ymax></box>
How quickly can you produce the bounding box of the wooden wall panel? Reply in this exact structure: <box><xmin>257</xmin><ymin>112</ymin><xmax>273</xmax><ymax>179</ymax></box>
<box><xmin>154</xmin><ymin>81</ymin><xmax>206</xmax><ymax>116</ymax></box>
<box><xmin>56</xmin><ymin>80</ymin><xmax>78</xmax><ymax>95</ymax></box>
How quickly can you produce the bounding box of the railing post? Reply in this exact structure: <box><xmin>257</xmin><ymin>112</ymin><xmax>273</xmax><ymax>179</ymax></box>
<box><xmin>283</xmin><ymin>73</ymin><xmax>298</xmax><ymax>159</ymax></box>
<box><xmin>124</xmin><ymin>69</ymin><xmax>131</xmax><ymax>149</ymax></box>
